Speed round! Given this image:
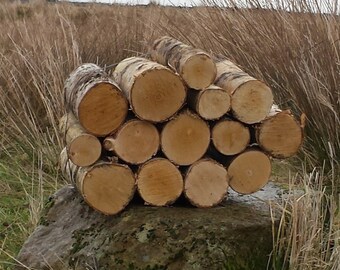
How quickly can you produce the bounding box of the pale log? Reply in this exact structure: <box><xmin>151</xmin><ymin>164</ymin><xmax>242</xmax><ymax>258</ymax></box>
<box><xmin>212</xmin><ymin>118</ymin><xmax>250</xmax><ymax>155</ymax></box>
<box><xmin>161</xmin><ymin>110</ymin><xmax>210</xmax><ymax>166</ymax></box>
<box><xmin>187</xmin><ymin>85</ymin><xmax>231</xmax><ymax>120</ymax></box>
<box><xmin>150</xmin><ymin>36</ymin><xmax>217</xmax><ymax>90</ymax></box>
<box><xmin>227</xmin><ymin>149</ymin><xmax>271</xmax><ymax>195</ymax></box>
<box><xmin>255</xmin><ymin>106</ymin><xmax>304</xmax><ymax>158</ymax></box>
<box><xmin>64</xmin><ymin>63</ymin><xmax>128</xmax><ymax>136</ymax></box>
<box><xmin>59</xmin><ymin>113</ymin><xmax>101</xmax><ymax>167</ymax></box>
<box><xmin>103</xmin><ymin>119</ymin><xmax>160</xmax><ymax>164</ymax></box>
<box><xmin>137</xmin><ymin>158</ymin><xmax>183</xmax><ymax>206</ymax></box>
<box><xmin>215</xmin><ymin>58</ymin><xmax>273</xmax><ymax>124</ymax></box>
<box><xmin>184</xmin><ymin>159</ymin><xmax>229</xmax><ymax>208</ymax></box>
<box><xmin>113</xmin><ymin>57</ymin><xmax>186</xmax><ymax>122</ymax></box>
<box><xmin>60</xmin><ymin>148</ymin><xmax>135</xmax><ymax>215</ymax></box>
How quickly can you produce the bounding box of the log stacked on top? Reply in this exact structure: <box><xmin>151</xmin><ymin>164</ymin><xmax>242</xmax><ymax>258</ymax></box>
<box><xmin>59</xmin><ymin>36</ymin><xmax>304</xmax><ymax>215</ymax></box>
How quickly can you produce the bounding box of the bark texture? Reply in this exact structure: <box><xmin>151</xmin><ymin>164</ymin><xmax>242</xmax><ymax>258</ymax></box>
<box><xmin>59</xmin><ymin>113</ymin><xmax>101</xmax><ymax>167</ymax></box>
<box><xmin>255</xmin><ymin>106</ymin><xmax>304</xmax><ymax>158</ymax></box>
<box><xmin>103</xmin><ymin>119</ymin><xmax>160</xmax><ymax>164</ymax></box>
<box><xmin>150</xmin><ymin>36</ymin><xmax>217</xmax><ymax>90</ymax></box>
<box><xmin>64</xmin><ymin>63</ymin><xmax>128</xmax><ymax>136</ymax></box>
<box><xmin>187</xmin><ymin>85</ymin><xmax>230</xmax><ymax>120</ymax></box>
<box><xmin>113</xmin><ymin>57</ymin><xmax>186</xmax><ymax>122</ymax></box>
<box><xmin>215</xmin><ymin>58</ymin><xmax>273</xmax><ymax>124</ymax></box>
<box><xmin>60</xmin><ymin>148</ymin><xmax>135</xmax><ymax>215</ymax></box>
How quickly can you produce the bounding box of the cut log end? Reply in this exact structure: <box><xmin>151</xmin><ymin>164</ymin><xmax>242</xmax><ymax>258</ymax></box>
<box><xmin>228</xmin><ymin>150</ymin><xmax>271</xmax><ymax>195</ymax></box>
<box><xmin>212</xmin><ymin>119</ymin><xmax>250</xmax><ymax>155</ymax></box>
<box><xmin>181</xmin><ymin>54</ymin><xmax>217</xmax><ymax>90</ymax></box>
<box><xmin>184</xmin><ymin>159</ymin><xmax>228</xmax><ymax>208</ymax></box>
<box><xmin>69</xmin><ymin>134</ymin><xmax>102</xmax><ymax>167</ymax></box>
<box><xmin>161</xmin><ymin>110</ymin><xmax>210</xmax><ymax>166</ymax></box>
<box><xmin>137</xmin><ymin>158</ymin><xmax>183</xmax><ymax>206</ymax></box>
<box><xmin>78</xmin><ymin>82</ymin><xmax>128</xmax><ymax>136</ymax></box>
<box><xmin>197</xmin><ymin>87</ymin><xmax>230</xmax><ymax>120</ymax></box>
<box><xmin>81</xmin><ymin>164</ymin><xmax>136</xmax><ymax>215</ymax></box>
<box><xmin>231</xmin><ymin>80</ymin><xmax>273</xmax><ymax>124</ymax></box>
<box><xmin>131</xmin><ymin>68</ymin><xmax>186</xmax><ymax>122</ymax></box>
<box><xmin>257</xmin><ymin>111</ymin><xmax>303</xmax><ymax>158</ymax></box>
<box><xmin>104</xmin><ymin>120</ymin><xmax>160</xmax><ymax>164</ymax></box>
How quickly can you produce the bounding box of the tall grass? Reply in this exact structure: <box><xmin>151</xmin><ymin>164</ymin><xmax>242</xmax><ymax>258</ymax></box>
<box><xmin>271</xmin><ymin>157</ymin><xmax>339</xmax><ymax>269</ymax></box>
<box><xmin>0</xmin><ymin>0</ymin><xmax>338</xmax><ymax>268</ymax></box>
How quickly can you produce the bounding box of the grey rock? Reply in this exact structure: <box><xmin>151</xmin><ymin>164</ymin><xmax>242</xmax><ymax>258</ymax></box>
<box><xmin>16</xmin><ymin>183</ymin><xmax>283</xmax><ymax>270</ymax></box>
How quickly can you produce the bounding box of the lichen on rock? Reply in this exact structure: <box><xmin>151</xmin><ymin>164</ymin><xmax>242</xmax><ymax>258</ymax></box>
<box><xmin>16</xmin><ymin>184</ymin><xmax>282</xmax><ymax>270</ymax></box>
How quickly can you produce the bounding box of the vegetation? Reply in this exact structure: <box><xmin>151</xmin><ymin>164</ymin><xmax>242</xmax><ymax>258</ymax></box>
<box><xmin>0</xmin><ymin>0</ymin><xmax>338</xmax><ymax>269</ymax></box>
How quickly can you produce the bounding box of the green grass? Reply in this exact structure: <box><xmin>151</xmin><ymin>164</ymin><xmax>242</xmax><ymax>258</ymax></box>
<box><xmin>0</xmin><ymin>152</ymin><xmax>61</xmax><ymax>268</ymax></box>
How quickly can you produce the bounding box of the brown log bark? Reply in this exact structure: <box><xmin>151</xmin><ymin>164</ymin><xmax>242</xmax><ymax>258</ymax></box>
<box><xmin>227</xmin><ymin>148</ymin><xmax>271</xmax><ymax>195</ymax></box>
<box><xmin>161</xmin><ymin>110</ymin><xmax>210</xmax><ymax>166</ymax></box>
<box><xmin>212</xmin><ymin>118</ymin><xmax>250</xmax><ymax>156</ymax></box>
<box><xmin>255</xmin><ymin>105</ymin><xmax>304</xmax><ymax>158</ymax></box>
<box><xmin>136</xmin><ymin>158</ymin><xmax>183</xmax><ymax>206</ymax></box>
<box><xmin>113</xmin><ymin>57</ymin><xmax>186</xmax><ymax>122</ymax></box>
<box><xmin>60</xmin><ymin>148</ymin><xmax>135</xmax><ymax>215</ymax></box>
<box><xmin>59</xmin><ymin>112</ymin><xmax>101</xmax><ymax>167</ymax></box>
<box><xmin>150</xmin><ymin>36</ymin><xmax>217</xmax><ymax>90</ymax></box>
<box><xmin>64</xmin><ymin>63</ymin><xmax>128</xmax><ymax>136</ymax></box>
<box><xmin>187</xmin><ymin>85</ymin><xmax>231</xmax><ymax>120</ymax></box>
<box><xmin>184</xmin><ymin>159</ymin><xmax>229</xmax><ymax>208</ymax></box>
<box><xmin>103</xmin><ymin>119</ymin><xmax>160</xmax><ymax>164</ymax></box>
<box><xmin>214</xmin><ymin>58</ymin><xmax>273</xmax><ymax>124</ymax></box>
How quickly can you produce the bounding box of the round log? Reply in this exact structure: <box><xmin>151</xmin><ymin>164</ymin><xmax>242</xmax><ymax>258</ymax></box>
<box><xmin>187</xmin><ymin>85</ymin><xmax>231</xmax><ymax>120</ymax></box>
<box><xmin>161</xmin><ymin>110</ymin><xmax>210</xmax><ymax>166</ymax></box>
<box><xmin>215</xmin><ymin>59</ymin><xmax>273</xmax><ymax>124</ymax></box>
<box><xmin>256</xmin><ymin>109</ymin><xmax>303</xmax><ymax>158</ymax></box>
<box><xmin>60</xmin><ymin>148</ymin><xmax>135</xmax><ymax>215</ymax></box>
<box><xmin>184</xmin><ymin>159</ymin><xmax>229</xmax><ymax>208</ymax></box>
<box><xmin>64</xmin><ymin>63</ymin><xmax>128</xmax><ymax>136</ymax></box>
<box><xmin>212</xmin><ymin>119</ymin><xmax>250</xmax><ymax>155</ymax></box>
<box><xmin>137</xmin><ymin>158</ymin><xmax>183</xmax><ymax>206</ymax></box>
<box><xmin>103</xmin><ymin>119</ymin><xmax>160</xmax><ymax>164</ymax></box>
<box><xmin>113</xmin><ymin>57</ymin><xmax>186</xmax><ymax>122</ymax></box>
<box><xmin>227</xmin><ymin>149</ymin><xmax>271</xmax><ymax>195</ymax></box>
<box><xmin>59</xmin><ymin>113</ymin><xmax>101</xmax><ymax>167</ymax></box>
<box><xmin>150</xmin><ymin>36</ymin><xmax>217</xmax><ymax>90</ymax></box>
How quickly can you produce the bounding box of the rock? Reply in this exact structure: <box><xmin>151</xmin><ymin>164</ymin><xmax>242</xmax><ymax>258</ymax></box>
<box><xmin>16</xmin><ymin>183</ymin><xmax>283</xmax><ymax>270</ymax></box>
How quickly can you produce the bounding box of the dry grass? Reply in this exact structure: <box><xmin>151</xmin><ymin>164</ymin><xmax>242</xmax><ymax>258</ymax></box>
<box><xmin>0</xmin><ymin>0</ymin><xmax>338</xmax><ymax>269</ymax></box>
<box><xmin>271</xmin><ymin>157</ymin><xmax>339</xmax><ymax>269</ymax></box>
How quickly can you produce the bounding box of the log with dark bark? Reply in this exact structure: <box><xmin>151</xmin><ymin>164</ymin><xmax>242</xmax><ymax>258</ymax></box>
<box><xmin>103</xmin><ymin>119</ymin><xmax>160</xmax><ymax>164</ymax></box>
<box><xmin>136</xmin><ymin>158</ymin><xmax>183</xmax><ymax>206</ymax></box>
<box><xmin>161</xmin><ymin>110</ymin><xmax>210</xmax><ymax>166</ymax></box>
<box><xmin>184</xmin><ymin>159</ymin><xmax>229</xmax><ymax>208</ymax></box>
<box><xmin>212</xmin><ymin>118</ymin><xmax>250</xmax><ymax>156</ymax></box>
<box><xmin>255</xmin><ymin>106</ymin><xmax>304</xmax><ymax>158</ymax></box>
<box><xmin>150</xmin><ymin>36</ymin><xmax>216</xmax><ymax>90</ymax></box>
<box><xmin>215</xmin><ymin>58</ymin><xmax>273</xmax><ymax>124</ymax></box>
<box><xmin>59</xmin><ymin>113</ymin><xmax>101</xmax><ymax>167</ymax></box>
<box><xmin>113</xmin><ymin>57</ymin><xmax>186</xmax><ymax>122</ymax></box>
<box><xmin>64</xmin><ymin>63</ymin><xmax>128</xmax><ymax>136</ymax></box>
<box><xmin>227</xmin><ymin>149</ymin><xmax>271</xmax><ymax>195</ymax></box>
<box><xmin>187</xmin><ymin>85</ymin><xmax>231</xmax><ymax>120</ymax></box>
<box><xmin>60</xmin><ymin>148</ymin><xmax>135</xmax><ymax>215</ymax></box>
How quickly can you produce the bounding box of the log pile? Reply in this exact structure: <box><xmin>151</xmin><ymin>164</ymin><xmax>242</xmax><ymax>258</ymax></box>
<box><xmin>59</xmin><ymin>36</ymin><xmax>304</xmax><ymax>215</ymax></box>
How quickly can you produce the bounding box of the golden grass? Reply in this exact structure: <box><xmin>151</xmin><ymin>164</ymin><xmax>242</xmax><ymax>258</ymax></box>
<box><xmin>0</xmin><ymin>0</ymin><xmax>338</xmax><ymax>268</ymax></box>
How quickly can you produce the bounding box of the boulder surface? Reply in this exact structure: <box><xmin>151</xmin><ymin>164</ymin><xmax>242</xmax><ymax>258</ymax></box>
<box><xmin>16</xmin><ymin>183</ymin><xmax>282</xmax><ymax>270</ymax></box>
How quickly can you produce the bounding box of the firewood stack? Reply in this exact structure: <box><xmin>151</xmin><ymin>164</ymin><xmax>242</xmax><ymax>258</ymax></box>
<box><xmin>59</xmin><ymin>36</ymin><xmax>304</xmax><ymax>215</ymax></box>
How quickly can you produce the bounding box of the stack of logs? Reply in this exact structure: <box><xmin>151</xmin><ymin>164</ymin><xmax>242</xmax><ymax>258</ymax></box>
<box><xmin>59</xmin><ymin>36</ymin><xmax>304</xmax><ymax>215</ymax></box>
